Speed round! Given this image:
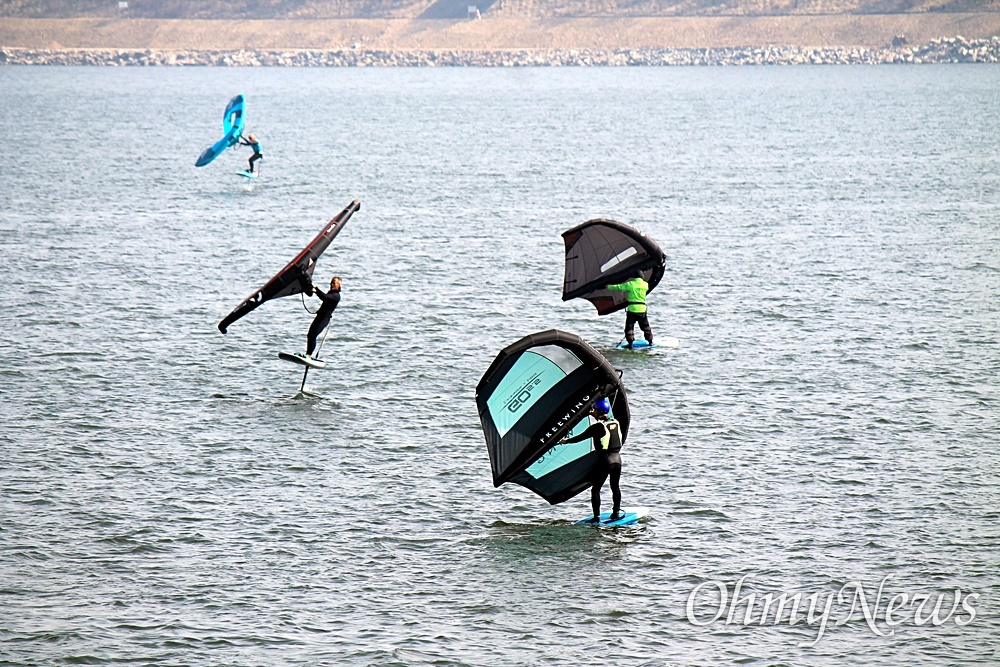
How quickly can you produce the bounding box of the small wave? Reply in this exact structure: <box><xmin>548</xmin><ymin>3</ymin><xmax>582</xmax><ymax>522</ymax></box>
<box><xmin>58</xmin><ymin>654</ymin><xmax>105</xmax><ymax>665</ymax></box>
<box><xmin>752</xmin><ymin>309</ymin><xmax>792</xmax><ymax>320</ymax></box>
<box><xmin>963</xmin><ymin>262</ymin><xmax>999</xmax><ymax>272</ymax></box>
<box><xmin>674</xmin><ymin>508</ymin><xmax>732</xmax><ymax>521</ymax></box>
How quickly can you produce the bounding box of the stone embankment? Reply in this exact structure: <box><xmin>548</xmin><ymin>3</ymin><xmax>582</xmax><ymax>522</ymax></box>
<box><xmin>2</xmin><ymin>35</ymin><xmax>998</xmax><ymax>66</ymax></box>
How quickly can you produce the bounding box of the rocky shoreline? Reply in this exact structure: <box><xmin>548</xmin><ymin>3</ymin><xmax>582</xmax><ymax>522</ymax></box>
<box><xmin>2</xmin><ymin>36</ymin><xmax>998</xmax><ymax>66</ymax></box>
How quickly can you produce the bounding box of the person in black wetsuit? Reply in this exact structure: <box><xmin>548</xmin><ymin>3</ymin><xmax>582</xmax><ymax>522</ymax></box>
<box><xmin>238</xmin><ymin>133</ymin><xmax>263</xmax><ymax>174</ymax></box>
<box><xmin>304</xmin><ymin>276</ymin><xmax>341</xmax><ymax>359</ymax></box>
<box><xmin>560</xmin><ymin>397</ymin><xmax>624</xmax><ymax>523</ymax></box>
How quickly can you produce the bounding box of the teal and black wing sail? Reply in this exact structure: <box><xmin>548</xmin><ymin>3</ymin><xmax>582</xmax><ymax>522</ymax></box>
<box><xmin>561</xmin><ymin>219</ymin><xmax>665</xmax><ymax>315</ymax></box>
<box><xmin>218</xmin><ymin>200</ymin><xmax>360</xmax><ymax>334</ymax></box>
<box><xmin>195</xmin><ymin>94</ymin><xmax>246</xmax><ymax>167</ymax></box>
<box><xmin>476</xmin><ymin>330</ymin><xmax>630</xmax><ymax>505</ymax></box>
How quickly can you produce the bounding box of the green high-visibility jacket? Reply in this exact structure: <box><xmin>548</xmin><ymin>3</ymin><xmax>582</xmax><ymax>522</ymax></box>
<box><xmin>607</xmin><ymin>277</ymin><xmax>648</xmax><ymax>313</ymax></box>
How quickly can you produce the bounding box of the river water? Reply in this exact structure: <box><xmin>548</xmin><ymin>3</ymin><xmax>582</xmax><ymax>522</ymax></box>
<box><xmin>1</xmin><ymin>65</ymin><xmax>998</xmax><ymax>666</ymax></box>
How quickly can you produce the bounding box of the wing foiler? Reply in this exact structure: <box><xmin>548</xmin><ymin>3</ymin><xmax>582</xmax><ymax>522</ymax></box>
<box><xmin>195</xmin><ymin>95</ymin><xmax>246</xmax><ymax>167</ymax></box>
<box><xmin>218</xmin><ymin>200</ymin><xmax>360</xmax><ymax>334</ymax></box>
<box><xmin>561</xmin><ymin>219</ymin><xmax>666</xmax><ymax>315</ymax></box>
<box><xmin>476</xmin><ymin>330</ymin><xmax>630</xmax><ymax>505</ymax></box>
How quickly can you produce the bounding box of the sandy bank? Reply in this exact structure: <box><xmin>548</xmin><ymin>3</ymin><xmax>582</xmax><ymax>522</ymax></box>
<box><xmin>1</xmin><ymin>14</ymin><xmax>999</xmax><ymax>51</ymax></box>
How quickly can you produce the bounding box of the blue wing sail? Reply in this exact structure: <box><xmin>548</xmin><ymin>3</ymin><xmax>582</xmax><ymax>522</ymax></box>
<box><xmin>222</xmin><ymin>95</ymin><xmax>245</xmax><ymax>136</ymax></box>
<box><xmin>195</xmin><ymin>95</ymin><xmax>246</xmax><ymax>167</ymax></box>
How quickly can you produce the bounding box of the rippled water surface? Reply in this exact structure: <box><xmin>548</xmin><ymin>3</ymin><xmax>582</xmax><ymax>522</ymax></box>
<box><xmin>1</xmin><ymin>65</ymin><xmax>999</xmax><ymax>666</ymax></box>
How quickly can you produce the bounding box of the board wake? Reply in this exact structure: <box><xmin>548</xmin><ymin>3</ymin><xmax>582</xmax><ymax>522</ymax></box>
<box><xmin>575</xmin><ymin>506</ymin><xmax>649</xmax><ymax>527</ymax></box>
<box><xmin>278</xmin><ymin>352</ymin><xmax>326</xmax><ymax>369</ymax></box>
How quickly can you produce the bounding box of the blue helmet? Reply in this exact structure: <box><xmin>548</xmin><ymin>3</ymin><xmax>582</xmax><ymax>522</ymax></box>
<box><xmin>593</xmin><ymin>398</ymin><xmax>611</xmax><ymax>415</ymax></box>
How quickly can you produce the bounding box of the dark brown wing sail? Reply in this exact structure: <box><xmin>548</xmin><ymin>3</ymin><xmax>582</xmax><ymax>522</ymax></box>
<box><xmin>562</xmin><ymin>219</ymin><xmax>665</xmax><ymax>316</ymax></box>
<box><xmin>218</xmin><ymin>200</ymin><xmax>360</xmax><ymax>334</ymax></box>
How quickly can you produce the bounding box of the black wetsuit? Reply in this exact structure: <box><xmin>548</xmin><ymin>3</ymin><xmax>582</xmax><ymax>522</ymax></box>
<box><xmin>306</xmin><ymin>287</ymin><xmax>340</xmax><ymax>356</ymax></box>
<box><xmin>564</xmin><ymin>418</ymin><xmax>623</xmax><ymax>519</ymax></box>
<box><xmin>239</xmin><ymin>137</ymin><xmax>263</xmax><ymax>173</ymax></box>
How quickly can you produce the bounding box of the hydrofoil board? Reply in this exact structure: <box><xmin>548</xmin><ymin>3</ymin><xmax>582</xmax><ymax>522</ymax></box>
<box><xmin>575</xmin><ymin>506</ymin><xmax>649</xmax><ymax>527</ymax></box>
<box><xmin>615</xmin><ymin>338</ymin><xmax>679</xmax><ymax>350</ymax></box>
<box><xmin>236</xmin><ymin>170</ymin><xmax>258</xmax><ymax>179</ymax></box>
<box><xmin>278</xmin><ymin>352</ymin><xmax>326</xmax><ymax>369</ymax></box>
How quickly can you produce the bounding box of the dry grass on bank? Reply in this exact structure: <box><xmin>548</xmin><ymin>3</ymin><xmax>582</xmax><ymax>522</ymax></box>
<box><xmin>1</xmin><ymin>14</ymin><xmax>999</xmax><ymax>50</ymax></box>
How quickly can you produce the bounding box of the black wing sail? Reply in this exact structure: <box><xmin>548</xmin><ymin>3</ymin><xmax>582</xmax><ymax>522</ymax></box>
<box><xmin>218</xmin><ymin>200</ymin><xmax>360</xmax><ymax>334</ymax></box>
<box><xmin>561</xmin><ymin>219</ymin><xmax>666</xmax><ymax>316</ymax></box>
<box><xmin>475</xmin><ymin>330</ymin><xmax>630</xmax><ymax>505</ymax></box>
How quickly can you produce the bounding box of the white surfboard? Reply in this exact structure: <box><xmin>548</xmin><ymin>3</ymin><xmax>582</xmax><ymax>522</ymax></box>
<box><xmin>278</xmin><ymin>352</ymin><xmax>326</xmax><ymax>369</ymax></box>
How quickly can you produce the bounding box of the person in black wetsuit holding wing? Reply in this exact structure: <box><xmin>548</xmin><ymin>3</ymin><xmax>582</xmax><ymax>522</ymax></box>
<box><xmin>560</xmin><ymin>397</ymin><xmax>624</xmax><ymax>523</ymax></box>
<box><xmin>304</xmin><ymin>276</ymin><xmax>341</xmax><ymax>360</ymax></box>
<box><xmin>239</xmin><ymin>133</ymin><xmax>263</xmax><ymax>174</ymax></box>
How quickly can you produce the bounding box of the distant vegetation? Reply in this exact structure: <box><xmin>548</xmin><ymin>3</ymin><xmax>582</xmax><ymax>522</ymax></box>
<box><xmin>3</xmin><ymin>0</ymin><xmax>998</xmax><ymax>19</ymax></box>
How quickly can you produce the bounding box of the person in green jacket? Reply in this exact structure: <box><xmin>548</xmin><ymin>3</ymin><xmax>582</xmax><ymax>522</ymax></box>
<box><xmin>607</xmin><ymin>269</ymin><xmax>653</xmax><ymax>349</ymax></box>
